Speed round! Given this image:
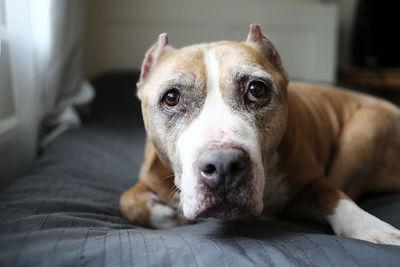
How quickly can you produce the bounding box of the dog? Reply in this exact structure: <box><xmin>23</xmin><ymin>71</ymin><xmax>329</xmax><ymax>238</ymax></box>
<box><xmin>120</xmin><ymin>24</ymin><xmax>400</xmax><ymax>245</ymax></box>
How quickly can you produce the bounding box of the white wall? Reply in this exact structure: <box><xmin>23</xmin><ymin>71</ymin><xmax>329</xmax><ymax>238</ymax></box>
<box><xmin>84</xmin><ymin>0</ymin><xmax>338</xmax><ymax>83</ymax></box>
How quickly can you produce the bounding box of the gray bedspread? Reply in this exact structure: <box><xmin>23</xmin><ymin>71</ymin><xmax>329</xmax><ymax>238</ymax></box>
<box><xmin>0</xmin><ymin>120</ymin><xmax>399</xmax><ymax>267</ymax></box>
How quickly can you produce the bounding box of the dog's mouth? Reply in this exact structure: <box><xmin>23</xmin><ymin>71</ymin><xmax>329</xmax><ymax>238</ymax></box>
<box><xmin>189</xmin><ymin>176</ymin><xmax>260</xmax><ymax>220</ymax></box>
<box><xmin>195</xmin><ymin>201</ymin><xmax>250</xmax><ymax>220</ymax></box>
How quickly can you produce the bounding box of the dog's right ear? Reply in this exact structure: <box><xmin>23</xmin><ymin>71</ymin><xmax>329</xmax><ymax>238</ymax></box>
<box><xmin>137</xmin><ymin>33</ymin><xmax>170</xmax><ymax>100</ymax></box>
<box><xmin>246</xmin><ymin>24</ymin><xmax>286</xmax><ymax>76</ymax></box>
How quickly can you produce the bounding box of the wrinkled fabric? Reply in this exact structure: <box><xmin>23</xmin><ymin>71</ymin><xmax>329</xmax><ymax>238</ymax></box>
<box><xmin>0</xmin><ymin>122</ymin><xmax>399</xmax><ymax>267</ymax></box>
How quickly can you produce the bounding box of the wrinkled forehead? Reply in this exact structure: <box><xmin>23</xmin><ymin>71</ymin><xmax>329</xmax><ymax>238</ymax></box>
<box><xmin>168</xmin><ymin>41</ymin><xmax>268</xmax><ymax>69</ymax></box>
<box><xmin>146</xmin><ymin>41</ymin><xmax>279</xmax><ymax>93</ymax></box>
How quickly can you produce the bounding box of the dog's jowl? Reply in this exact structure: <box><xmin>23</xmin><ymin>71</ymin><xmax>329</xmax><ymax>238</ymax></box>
<box><xmin>120</xmin><ymin>25</ymin><xmax>400</xmax><ymax>245</ymax></box>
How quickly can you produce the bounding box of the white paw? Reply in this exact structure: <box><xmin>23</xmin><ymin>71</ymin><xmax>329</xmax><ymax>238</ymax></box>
<box><xmin>342</xmin><ymin>216</ymin><xmax>400</xmax><ymax>245</ymax></box>
<box><xmin>328</xmin><ymin>199</ymin><xmax>400</xmax><ymax>246</ymax></box>
<box><xmin>148</xmin><ymin>194</ymin><xmax>189</xmax><ymax>229</ymax></box>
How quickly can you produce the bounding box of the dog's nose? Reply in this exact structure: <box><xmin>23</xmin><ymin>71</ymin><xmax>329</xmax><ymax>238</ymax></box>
<box><xmin>197</xmin><ymin>148</ymin><xmax>250</xmax><ymax>189</ymax></box>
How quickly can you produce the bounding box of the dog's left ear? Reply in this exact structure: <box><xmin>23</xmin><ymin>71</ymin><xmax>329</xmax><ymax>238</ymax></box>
<box><xmin>137</xmin><ymin>33</ymin><xmax>171</xmax><ymax>100</ymax></box>
<box><xmin>246</xmin><ymin>24</ymin><xmax>285</xmax><ymax>73</ymax></box>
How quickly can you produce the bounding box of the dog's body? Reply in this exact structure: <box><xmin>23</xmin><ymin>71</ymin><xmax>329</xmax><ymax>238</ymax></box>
<box><xmin>120</xmin><ymin>25</ymin><xmax>400</xmax><ymax>245</ymax></box>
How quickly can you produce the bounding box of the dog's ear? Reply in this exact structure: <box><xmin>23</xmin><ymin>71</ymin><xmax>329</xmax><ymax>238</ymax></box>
<box><xmin>137</xmin><ymin>33</ymin><xmax>170</xmax><ymax>100</ymax></box>
<box><xmin>246</xmin><ymin>24</ymin><xmax>285</xmax><ymax>74</ymax></box>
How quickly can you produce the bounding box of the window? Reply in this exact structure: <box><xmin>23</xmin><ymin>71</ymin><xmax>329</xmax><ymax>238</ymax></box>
<box><xmin>0</xmin><ymin>0</ymin><xmax>16</xmax><ymax>122</ymax></box>
<box><xmin>0</xmin><ymin>0</ymin><xmax>38</xmax><ymax>188</ymax></box>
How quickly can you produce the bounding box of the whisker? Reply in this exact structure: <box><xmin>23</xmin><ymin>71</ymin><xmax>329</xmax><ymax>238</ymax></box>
<box><xmin>167</xmin><ymin>185</ymin><xmax>181</xmax><ymax>202</ymax></box>
<box><xmin>158</xmin><ymin>172</ymin><xmax>183</xmax><ymax>208</ymax></box>
<box><xmin>160</xmin><ymin>174</ymin><xmax>175</xmax><ymax>182</ymax></box>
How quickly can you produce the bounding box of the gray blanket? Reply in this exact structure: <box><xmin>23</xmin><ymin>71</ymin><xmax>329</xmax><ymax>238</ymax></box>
<box><xmin>0</xmin><ymin>120</ymin><xmax>400</xmax><ymax>266</ymax></box>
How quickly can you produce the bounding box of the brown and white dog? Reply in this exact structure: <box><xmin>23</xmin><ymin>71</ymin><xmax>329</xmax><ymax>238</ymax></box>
<box><xmin>120</xmin><ymin>25</ymin><xmax>400</xmax><ymax>245</ymax></box>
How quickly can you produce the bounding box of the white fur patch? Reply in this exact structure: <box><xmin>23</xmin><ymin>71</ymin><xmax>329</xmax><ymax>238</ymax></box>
<box><xmin>327</xmin><ymin>199</ymin><xmax>400</xmax><ymax>245</ymax></box>
<box><xmin>263</xmin><ymin>152</ymin><xmax>289</xmax><ymax>212</ymax></box>
<box><xmin>176</xmin><ymin>49</ymin><xmax>265</xmax><ymax>219</ymax></box>
<box><xmin>148</xmin><ymin>194</ymin><xmax>186</xmax><ymax>229</ymax></box>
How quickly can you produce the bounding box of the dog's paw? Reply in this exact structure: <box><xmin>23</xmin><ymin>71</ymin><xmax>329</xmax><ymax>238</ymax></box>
<box><xmin>343</xmin><ymin>217</ymin><xmax>400</xmax><ymax>246</ymax></box>
<box><xmin>148</xmin><ymin>194</ymin><xmax>189</xmax><ymax>229</ymax></box>
<box><xmin>120</xmin><ymin>184</ymin><xmax>188</xmax><ymax>229</ymax></box>
<box><xmin>328</xmin><ymin>199</ymin><xmax>400</xmax><ymax>246</ymax></box>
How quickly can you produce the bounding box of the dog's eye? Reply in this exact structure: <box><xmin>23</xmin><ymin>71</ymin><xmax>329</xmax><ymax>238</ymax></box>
<box><xmin>164</xmin><ymin>89</ymin><xmax>181</xmax><ymax>106</ymax></box>
<box><xmin>162</xmin><ymin>89</ymin><xmax>185</xmax><ymax>112</ymax></box>
<box><xmin>246</xmin><ymin>81</ymin><xmax>267</xmax><ymax>102</ymax></box>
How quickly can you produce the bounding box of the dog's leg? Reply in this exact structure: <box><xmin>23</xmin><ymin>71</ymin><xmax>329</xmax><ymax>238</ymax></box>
<box><xmin>120</xmin><ymin>140</ymin><xmax>187</xmax><ymax>228</ymax></box>
<box><xmin>328</xmin><ymin>106</ymin><xmax>400</xmax><ymax>198</ymax></box>
<box><xmin>322</xmin><ymin>106</ymin><xmax>400</xmax><ymax>245</ymax></box>
<box><xmin>287</xmin><ymin>176</ymin><xmax>400</xmax><ymax>245</ymax></box>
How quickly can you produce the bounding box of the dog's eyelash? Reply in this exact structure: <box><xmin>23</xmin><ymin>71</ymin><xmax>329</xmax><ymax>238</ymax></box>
<box><xmin>236</xmin><ymin>75</ymin><xmax>272</xmax><ymax>87</ymax></box>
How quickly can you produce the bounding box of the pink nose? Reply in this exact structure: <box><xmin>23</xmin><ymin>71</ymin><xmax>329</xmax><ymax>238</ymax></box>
<box><xmin>197</xmin><ymin>148</ymin><xmax>250</xmax><ymax>190</ymax></box>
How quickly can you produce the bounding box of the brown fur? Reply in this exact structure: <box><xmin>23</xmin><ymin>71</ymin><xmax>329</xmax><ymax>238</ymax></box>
<box><xmin>120</xmin><ymin>182</ymin><xmax>152</xmax><ymax>227</ymax></box>
<box><xmin>280</xmin><ymin>82</ymin><xmax>400</xmax><ymax>217</ymax></box>
<box><xmin>138</xmin><ymin>139</ymin><xmax>176</xmax><ymax>203</ymax></box>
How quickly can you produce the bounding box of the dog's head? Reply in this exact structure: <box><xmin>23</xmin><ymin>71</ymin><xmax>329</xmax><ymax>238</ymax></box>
<box><xmin>137</xmin><ymin>25</ymin><xmax>289</xmax><ymax>220</ymax></box>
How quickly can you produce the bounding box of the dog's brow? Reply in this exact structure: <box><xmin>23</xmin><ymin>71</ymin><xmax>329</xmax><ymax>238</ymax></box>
<box><xmin>160</xmin><ymin>71</ymin><xmax>196</xmax><ymax>88</ymax></box>
<box><xmin>232</xmin><ymin>65</ymin><xmax>272</xmax><ymax>81</ymax></box>
<box><xmin>232</xmin><ymin>64</ymin><xmax>278</xmax><ymax>94</ymax></box>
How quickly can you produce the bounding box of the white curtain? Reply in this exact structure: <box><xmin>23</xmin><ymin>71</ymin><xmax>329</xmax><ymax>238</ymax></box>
<box><xmin>4</xmin><ymin>0</ymin><xmax>93</xmax><ymax>176</ymax></box>
<box><xmin>31</xmin><ymin>0</ymin><xmax>94</xmax><ymax>147</ymax></box>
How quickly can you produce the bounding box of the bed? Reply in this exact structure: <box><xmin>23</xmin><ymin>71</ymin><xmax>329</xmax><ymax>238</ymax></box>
<box><xmin>1</xmin><ymin>72</ymin><xmax>399</xmax><ymax>266</ymax></box>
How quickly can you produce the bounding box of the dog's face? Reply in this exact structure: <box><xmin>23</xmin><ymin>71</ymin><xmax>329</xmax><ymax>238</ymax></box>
<box><xmin>138</xmin><ymin>25</ymin><xmax>288</xmax><ymax>220</ymax></box>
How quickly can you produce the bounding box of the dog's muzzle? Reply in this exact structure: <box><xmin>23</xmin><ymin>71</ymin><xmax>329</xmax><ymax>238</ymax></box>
<box><xmin>191</xmin><ymin>144</ymin><xmax>256</xmax><ymax>220</ymax></box>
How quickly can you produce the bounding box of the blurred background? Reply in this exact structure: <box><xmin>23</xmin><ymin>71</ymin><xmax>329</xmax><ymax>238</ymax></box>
<box><xmin>0</xmin><ymin>0</ymin><xmax>399</xmax><ymax>188</ymax></box>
